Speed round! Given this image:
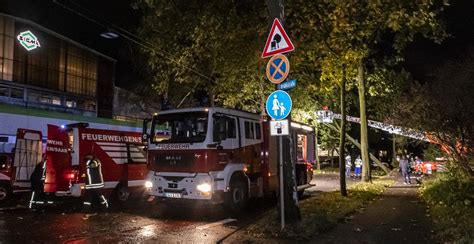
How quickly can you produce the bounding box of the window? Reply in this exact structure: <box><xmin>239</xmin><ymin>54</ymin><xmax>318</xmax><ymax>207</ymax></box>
<box><xmin>0</xmin><ymin>16</ymin><xmax>98</xmax><ymax>100</ymax></box>
<box><xmin>255</xmin><ymin>123</ymin><xmax>261</xmax><ymax>139</ymax></box>
<box><xmin>155</xmin><ymin>112</ymin><xmax>208</xmax><ymax>143</ymax></box>
<box><xmin>0</xmin><ymin>16</ymin><xmax>14</xmax><ymax>81</ymax></box>
<box><xmin>227</xmin><ymin>117</ymin><xmax>236</xmax><ymax>138</ymax></box>
<box><xmin>27</xmin><ymin>91</ymin><xmax>40</xmax><ymax>103</ymax></box>
<box><xmin>245</xmin><ymin>121</ymin><xmax>254</xmax><ymax>139</ymax></box>
<box><xmin>297</xmin><ymin>134</ymin><xmax>307</xmax><ymax>162</ymax></box>
<box><xmin>0</xmin><ymin>86</ymin><xmax>8</xmax><ymax>97</ymax></box>
<box><xmin>10</xmin><ymin>87</ymin><xmax>23</xmax><ymax>99</ymax></box>
<box><xmin>66</xmin><ymin>99</ymin><xmax>77</xmax><ymax>108</ymax></box>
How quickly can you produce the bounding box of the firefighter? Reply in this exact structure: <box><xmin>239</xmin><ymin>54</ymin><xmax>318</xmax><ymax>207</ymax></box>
<box><xmin>354</xmin><ymin>156</ymin><xmax>362</xmax><ymax>179</ymax></box>
<box><xmin>345</xmin><ymin>154</ymin><xmax>352</xmax><ymax>177</ymax></box>
<box><xmin>29</xmin><ymin>161</ymin><xmax>46</xmax><ymax>209</ymax></box>
<box><xmin>83</xmin><ymin>157</ymin><xmax>108</xmax><ymax>211</ymax></box>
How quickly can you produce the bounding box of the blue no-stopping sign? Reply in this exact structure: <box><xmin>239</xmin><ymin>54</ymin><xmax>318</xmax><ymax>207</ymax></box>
<box><xmin>266</xmin><ymin>90</ymin><xmax>292</xmax><ymax>120</ymax></box>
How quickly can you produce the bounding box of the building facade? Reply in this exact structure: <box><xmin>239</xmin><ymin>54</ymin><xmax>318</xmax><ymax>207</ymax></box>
<box><xmin>0</xmin><ymin>14</ymin><xmax>115</xmax><ymax>118</ymax></box>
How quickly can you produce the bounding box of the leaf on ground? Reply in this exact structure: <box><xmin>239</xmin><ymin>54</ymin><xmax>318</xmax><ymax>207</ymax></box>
<box><xmin>345</xmin><ymin>215</ymin><xmax>354</xmax><ymax>220</ymax></box>
<box><xmin>353</xmin><ymin>227</ymin><xmax>362</xmax><ymax>232</ymax></box>
<box><xmin>391</xmin><ymin>228</ymin><xmax>402</xmax><ymax>231</ymax></box>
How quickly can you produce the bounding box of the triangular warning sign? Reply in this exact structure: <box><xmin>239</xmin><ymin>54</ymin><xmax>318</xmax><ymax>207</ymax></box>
<box><xmin>261</xmin><ymin>18</ymin><xmax>295</xmax><ymax>58</ymax></box>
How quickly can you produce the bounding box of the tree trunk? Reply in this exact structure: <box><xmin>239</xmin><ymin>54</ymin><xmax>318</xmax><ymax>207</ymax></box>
<box><xmin>339</xmin><ymin>70</ymin><xmax>348</xmax><ymax>196</ymax></box>
<box><xmin>330</xmin><ymin>148</ymin><xmax>334</xmax><ymax>168</ymax></box>
<box><xmin>315</xmin><ymin>123</ymin><xmax>321</xmax><ymax>171</ymax></box>
<box><xmin>392</xmin><ymin>134</ymin><xmax>398</xmax><ymax>168</ymax></box>
<box><xmin>208</xmin><ymin>88</ymin><xmax>215</xmax><ymax>107</ymax></box>
<box><xmin>357</xmin><ymin>60</ymin><xmax>371</xmax><ymax>182</ymax></box>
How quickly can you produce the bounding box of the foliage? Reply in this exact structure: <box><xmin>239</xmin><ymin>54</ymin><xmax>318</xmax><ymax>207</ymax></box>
<box><xmin>132</xmin><ymin>0</ymin><xmax>269</xmax><ymax>110</ymax></box>
<box><xmin>286</xmin><ymin>0</ymin><xmax>447</xmax><ymax>101</ymax></box>
<box><xmin>285</xmin><ymin>0</ymin><xmax>447</xmax><ymax>182</ymax></box>
<box><xmin>133</xmin><ymin>0</ymin><xmax>446</xmax><ymax>114</ymax></box>
<box><xmin>424</xmin><ymin>144</ymin><xmax>444</xmax><ymax>161</ymax></box>
<box><xmin>245</xmin><ymin>178</ymin><xmax>393</xmax><ymax>240</ymax></box>
<box><xmin>391</xmin><ymin>53</ymin><xmax>474</xmax><ymax>176</ymax></box>
<box><xmin>132</xmin><ymin>1</ymin><xmax>450</xmax><ymax>177</ymax></box>
<box><xmin>420</xmin><ymin>174</ymin><xmax>474</xmax><ymax>243</ymax></box>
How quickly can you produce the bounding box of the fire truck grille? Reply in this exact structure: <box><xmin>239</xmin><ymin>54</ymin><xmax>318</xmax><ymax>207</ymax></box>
<box><xmin>162</xmin><ymin>176</ymin><xmax>186</xmax><ymax>182</ymax></box>
<box><xmin>154</xmin><ymin>153</ymin><xmax>194</xmax><ymax>167</ymax></box>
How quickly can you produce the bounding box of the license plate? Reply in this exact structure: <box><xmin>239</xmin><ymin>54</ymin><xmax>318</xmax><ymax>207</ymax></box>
<box><xmin>164</xmin><ymin>192</ymin><xmax>182</xmax><ymax>198</ymax></box>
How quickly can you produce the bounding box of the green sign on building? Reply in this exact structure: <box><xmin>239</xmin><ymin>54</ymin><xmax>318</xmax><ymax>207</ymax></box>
<box><xmin>17</xmin><ymin>30</ymin><xmax>41</xmax><ymax>51</ymax></box>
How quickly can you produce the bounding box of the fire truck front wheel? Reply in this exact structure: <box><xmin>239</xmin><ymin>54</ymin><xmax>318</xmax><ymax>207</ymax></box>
<box><xmin>0</xmin><ymin>183</ymin><xmax>10</xmax><ymax>201</ymax></box>
<box><xmin>114</xmin><ymin>184</ymin><xmax>130</xmax><ymax>202</ymax></box>
<box><xmin>225</xmin><ymin>175</ymin><xmax>248</xmax><ymax>214</ymax></box>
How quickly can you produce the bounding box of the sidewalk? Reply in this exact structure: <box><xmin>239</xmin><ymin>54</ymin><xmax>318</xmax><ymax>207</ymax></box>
<box><xmin>223</xmin><ymin>175</ymin><xmax>435</xmax><ymax>244</ymax></box>
<box><xmin>315</xmin><ymin>176</ymin><xmax>435</xmax><ymax>244</ymax></box>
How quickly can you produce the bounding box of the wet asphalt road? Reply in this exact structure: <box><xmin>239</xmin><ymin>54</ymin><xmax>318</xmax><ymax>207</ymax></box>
<box><xmin>0</xmin><ymin>195</ymin><xmax>274</xmax><ymax>243</ymax></box>
<box><xmin>0</xmin><ymin>175</ymin><xmax>339</xmax><ymax>243</ymax></box>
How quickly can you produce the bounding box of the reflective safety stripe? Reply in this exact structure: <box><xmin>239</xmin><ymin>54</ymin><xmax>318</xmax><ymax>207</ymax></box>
<box><xmin>83</xmin><ymin>202</ymin><xmax>91</xmax><ymax>205</ymax></box>
<box><xmin>29</xmin><ymin>192</ymin><xmax>35</xmax><ymax>209</ymax></box>
<box><xmin>100</xmin><ymin>195</ymin><xmax>109</xmax><ymax>208</ymax></box>
<box><xmin>85</xmin><ymin>184</ymin><xmax>104</xmax><ymax>189</ymax></box>
<box><xmin>47</xmin><ymin>201</ymin><xmax>54</xmax><ymax>204</ymax></box>
<box><xmin>41</xmin><ymin>161</ymin><xmax>47</xmax><ymax>181</ymax></box>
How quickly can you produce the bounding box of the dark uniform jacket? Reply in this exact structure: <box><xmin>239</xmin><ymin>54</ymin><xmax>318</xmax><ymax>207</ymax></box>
<box><xmin>85</xmin><ymin>160</ymin><xmax>104</xmax><ymax>189</ymax></box>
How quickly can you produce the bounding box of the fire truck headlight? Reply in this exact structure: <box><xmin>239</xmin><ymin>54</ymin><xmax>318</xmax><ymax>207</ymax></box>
<box><xmin>145</xmin><ymin>181</ymin><xmax>153</xmax><ymax>188</ymax></box>
<box><xmin>196</xmin><ymin>183</ymin><xmax>211</xmax><ymax>193</ymax></box>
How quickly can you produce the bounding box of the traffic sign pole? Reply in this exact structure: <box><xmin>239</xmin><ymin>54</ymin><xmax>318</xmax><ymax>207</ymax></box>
<box><xmin>265</xmin><ymin>1</ymin><xmax>300</xmax><ymax>229</ymax></box>
<box><xmin>279</xmin><ymin>136</ymin><xmax>284</xmax><ymax>229</ymax></box>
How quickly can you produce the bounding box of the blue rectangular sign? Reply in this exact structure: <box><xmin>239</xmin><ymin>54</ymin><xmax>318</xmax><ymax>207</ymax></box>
<box><xmin>278</xmin><ymin>79</ymin><xmax>296</xmax><ymax>90</ymax></box>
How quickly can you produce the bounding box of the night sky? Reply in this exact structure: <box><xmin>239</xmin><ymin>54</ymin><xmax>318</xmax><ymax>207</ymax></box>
<box><xmin>2</xmin><ymin>0</ymin><xmax>473</xmax><ymax>88</ymax></box>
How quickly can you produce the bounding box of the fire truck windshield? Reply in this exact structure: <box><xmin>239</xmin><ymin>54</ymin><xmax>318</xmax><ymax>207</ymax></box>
<box><xmin>153</xmin><ymin>112</ymin><xmax>208</xmax><ymax>143</ymax></box>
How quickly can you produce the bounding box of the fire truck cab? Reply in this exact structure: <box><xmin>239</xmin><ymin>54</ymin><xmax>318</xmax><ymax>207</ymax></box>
<box><xmin>143</xmin><ymin>107</ymin><xmax>314</xmax><ymax>212</ymax></box>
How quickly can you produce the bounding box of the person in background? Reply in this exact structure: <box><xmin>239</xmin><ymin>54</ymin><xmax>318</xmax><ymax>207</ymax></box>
<box><xmin>399</xmin><ymin>155</ymin><xmax>411</xmax><ymax>184</ymax></box>
<box><xmin>345</xmin><ymin>154</ymin><xmax>352</xmax><ymax>177</ymax></box>
<box><xmin>414</xmin><ymin>156</ymin><xmax>423</xmax><ymax>175</ymax></box>
<box><xmin>409</xmin><ymin>155</ymin><xmax>416</xmax><ymax>171</ymax></box>
<box><xmin>414</xmin><ymin>156</ymin><xmax>424</xmax><ymax>184</ymax></box>
<box><xmin>354</xmin><ymin>156</ymin><xmax>362</xmax><ymax>179</ymax></box>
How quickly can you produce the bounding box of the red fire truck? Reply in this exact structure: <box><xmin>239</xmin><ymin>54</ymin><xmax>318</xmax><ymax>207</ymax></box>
<box><xmin>0</xmin><ymin>129</ymin><xmax>43</xmax><ymax>201</ymax></box>
<box><xmin>143</xmin><ymin>107</ymin><xmax>315</xmax><ymax>212</ymax></box>
<box><xmin>42</xmin><ymin>123</ymin><xmax>149</xmax><ymax>202</ymax></box>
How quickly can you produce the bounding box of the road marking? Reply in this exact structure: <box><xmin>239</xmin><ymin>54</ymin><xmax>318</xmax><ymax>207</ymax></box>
<box><xmin>196</xmin><ymin>218</ymin><xmax>237</xmax><ymax>230</ymax></box>
<box><xmin>0</xmin><ymin>206</ymin><xmax>27</xmax><ymax>211</ymax></box>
